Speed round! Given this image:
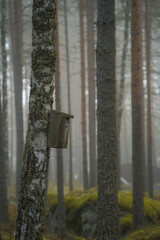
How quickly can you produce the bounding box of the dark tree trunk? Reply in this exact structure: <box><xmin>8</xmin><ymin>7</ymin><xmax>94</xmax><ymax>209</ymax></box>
<box><xmin>15</xmin><ymin>1</ymin><xmax>56</xmax><ymax>239</ymax></box>
<box><xmin>97</xmin><ymin>0</ymin><xmax>119</xmax><ymax>239</ymax></box>
<box><xmin>86</xmin><ymin>0</ymin><xmax>96</xmax><ymax>188</ymax></box>
<box><xmin>8</xmin><ymin>0</ymin><xmax>24</xmax><ymax>200</ymax></box>
<box><xmin>0</xmin><ymin>0</ymin><xmax>9</xmax><ymax>223</ymax></box>
<box><xmin>55</xmin><ymin>1</ymin><xmax>66</xmax><ymax>237</ymax></box>
<box><xmin>79</xmin><ymin>0</ymin><xmax>89</xmax><ymax>190</ymax></box>
<box><xmin>131</xmin><ymin>0</ymin><xmax>144</xmax><ymax>229</ymax></box>
<box><xmin>145</xmin><ymin>0</ymin><xmax>153</xmax><ymax>199</ymax></box>
<box><xmin>63</xmin><ymin>0</ymin><xmax>73</xmax><ymax>191</ymax></box>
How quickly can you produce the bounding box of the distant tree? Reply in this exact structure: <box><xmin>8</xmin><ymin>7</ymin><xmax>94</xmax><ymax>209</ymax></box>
<box><xmin>86</xmin><ymin>0</ymin><xmax>96</xmax><ymax>188</ymax></box>
<box><xmin>15</xmin><ymin>0</ymin><xmax>56</xmax><ymax>239</ymax></box>
<box><xmin>0</xmin><ymin>0</ymin><xmax>9</xmax><ymax>223</ymax></box>
<box><xmin>63</xmin><ymin>0</ymin><xmax>73</xmax><ymax>191</ymax></box>
<box><xmin>8</xmin><ymin>0</ymin><xmax>24</xmax><ymax>199</ymax></box>
<box><xmin>117</xmin><ymin>0</ymin><xmax>130</xmax><ymax>190</ymax></box>
<box><xmin>97</xmin><ymin>0</ymin><xmax>119</xmax><ymax>239</ymax></box>
<box><xmin>79</xmin><ymin>0</ymin><xmax>89</xmax><ymax>190</ymax></box>
<box><xmin>145</xmin><ymin>0</ymin><xmax>153</xmax><ymax>198</ymax></box>
<box><xmin>55</xmin><ymin>0</ymin><xmax>66</xmax><ymax>237</ymax></box>
<box><xmin>131</xmin><ymin>0</ymin><xmax>144</xmax><ymax>229</ymax></box>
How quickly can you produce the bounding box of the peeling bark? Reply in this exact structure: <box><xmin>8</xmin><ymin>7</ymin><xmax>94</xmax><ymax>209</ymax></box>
<box><xmin>15</xmin><ymin>1</ymin><xmax>56</xmax><ymax>239</ymax></box>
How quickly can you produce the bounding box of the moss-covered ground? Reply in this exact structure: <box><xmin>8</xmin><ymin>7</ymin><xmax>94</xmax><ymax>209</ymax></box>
<box><xmin>1</xmin><ymin>188</ymin><xmax>160</xmax><ymax>239</ymax></box>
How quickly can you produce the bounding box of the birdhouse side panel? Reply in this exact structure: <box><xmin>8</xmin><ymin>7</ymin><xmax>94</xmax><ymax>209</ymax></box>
<box><xmin>48</xmin><ymin>113</ymin><xmax>63</xmax><ymax>148</ymax></box>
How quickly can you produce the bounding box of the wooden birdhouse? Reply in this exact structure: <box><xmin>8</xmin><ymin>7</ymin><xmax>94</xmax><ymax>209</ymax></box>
<box><xmin>48</xmin><ymin>110</ymin><xmax>74</xmax><ymax>148</ymax></box>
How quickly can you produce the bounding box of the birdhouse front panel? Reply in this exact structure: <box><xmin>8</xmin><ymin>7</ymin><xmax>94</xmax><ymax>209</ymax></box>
<box><xmin>48</xmin><ymin>110</ymin><xmax>74</xmax><ymax>148</ymax></box>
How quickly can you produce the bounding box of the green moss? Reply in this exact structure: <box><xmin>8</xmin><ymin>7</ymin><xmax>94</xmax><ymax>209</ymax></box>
<box><xmin>144</xmin><ymin>197</ymin><xmax>160</xmax><ymax>223</ymax></box>
<box><xmin>118</xmin><ymin>191</ymin><xmax>133</xmax><ymax>213</ymax></box>
<box><xmin>47</xmin><ymin>189</ymin><xmax>160</xmax><ymax>238</ymax></box>
<box><xmin>120</xmin><ymin>214</ymin><xmax>132</xmax><ymax>234</ymax></box>
<box><xmin>124</xmin><ymin>226</ymin><xmax>160</xmax><ymax>240</ymax></box>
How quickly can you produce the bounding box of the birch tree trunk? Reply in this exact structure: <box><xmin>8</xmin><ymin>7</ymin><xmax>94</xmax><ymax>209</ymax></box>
<box><xmin>97</xmin><ymin>0</ymin><xmax>119</xmax><ymax>239</ymax></box>
<box><xmin>15</xmin><ymin>1</ymin><xmax>56</xmax><ymax>239</ymax></box>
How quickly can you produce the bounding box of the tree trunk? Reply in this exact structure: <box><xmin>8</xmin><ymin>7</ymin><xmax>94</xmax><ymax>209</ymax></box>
<box><xmin>117</xmin><ymin>0</ymin><xmax>130</xmax><ymax>190</ymax></box>
<box><xmin>131</xmin><ymin>0</ymin><xmax>144</xmax><ymax>229</ymax></box>
<box><xmin>0</xmin><ymin>0</ymin><xmax>9</xmax><ymax>223</ymax></box>
<box><xmin>145</xmin><ymin>0</ymin><xmax>153</xmax><ymax>199</ymax></box>
<box><xmin>97</xmin><ymin>0</ymin><xmax>119</xmax><ymax>239</ymax></box>
<box><xmin>15</xmin><ymin>1</ymin><xmax>56</xmax><ymax>239</ymax></box>
<box><xmin>8</xmin><ymin>0</ymin><xmax>24</xmax><ymax>200</ymax></box>
<box><xmin>79</xmin><ymin>0</ymin><xmax>89</xmax><ymax>190</ymax></box>
<box><xmin>86</xmin><ymin>0</ymin><xmax>96</xmax><ymax>188</ymax></box>
<box><xmin>63</xmin><ymin>0</ymin><xmax>73</xmax><ymax>191</ymax></box>
<box><xmin>55</xmin><ymin>1</ymin><xmax>66</xmax><ymax>237</ymax></box>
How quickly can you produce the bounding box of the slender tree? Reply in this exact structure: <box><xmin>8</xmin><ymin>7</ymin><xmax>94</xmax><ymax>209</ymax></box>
<box><xmin>8</xmin><ymin>0</ymin><xmax>24</xmax><ymax>199</ymax></box>
<box><xmin>55</xmin><ymin>1</ymin><xmax>66</xmax><ymax>237</ymax></box>
<box><xmin>145</xmin><ymin>0</ymin><xmax>153</xmax><ymax>198</ymax></box>
<box><xmin>79</xmin><ymin>0</ymin><xmax>89</xmax><ymax>190</ymax></box>
<box><xmin>131</xmin><ymin>0</ymin><xmax>144</xmax><ymax>229</ymax></box>
<box><xmin>97</xmin><ymin>0</ymin><xmax>119</xmax><ymax>239</ymax></box>
<box><xmin>86</xmin><ymin>0</ymin><xmax>96</xmax><ymax>188</ymax></box>
<box><xmin>15</xmin><ymin>1</ymin><xmax>56</xmax><ymax>239</ymax></box>
<box><xmin>0</xmin><ymin>0</ymin><xmax>9</xmax><ymax>223</ymax></box>
<box><xmin>118</xmin><ymin>1</ymin><xmax>130</xmax><ymax>135</ymax></box>
<box><xmin>63</xmin><ymin>0</ymin><xmax>73</xmax><ymax>191</ymax></box>
<box><xmin>117</xmin><ymin>0</ymin><xmax>130</xmax><ymax>190</ymax></box>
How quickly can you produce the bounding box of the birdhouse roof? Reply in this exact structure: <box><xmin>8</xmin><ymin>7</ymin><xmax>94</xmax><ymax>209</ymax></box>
<box><xmin>51</xmin><ymin>110</ymin><xmax>74</xmax><ymax>119</ymax></box>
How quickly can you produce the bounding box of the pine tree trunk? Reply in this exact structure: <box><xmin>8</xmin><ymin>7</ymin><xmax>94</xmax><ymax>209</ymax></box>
<box><xmin>97</xmin><ymin>0</ymin><xmax>119</xmax><ymax>239</ymax></box>
<box><xmin>63</xmin><ymin>0</ymin><xmax>73</xmax><ymax>191</ymax></box>
<box><xmin>86</xmin><ymin>0</ymin><xmax>96</xmax><ymax>188</ymax></box>
<box><xmin>55</xmin><ymin>2</ymin><xmax>66</xmax><ymax>237</ymax></box>
<box><xmin>15</xmin><ymin>1</ymin><xmax>56</xmax><ymax>239</ymax></box>
<box><xmin>0</xmin><ymin>0</ymin><xmax>9</xmax><ymax>223</ymax></box>
<box><xmin>117</xmin><ymin>0</ymin><xmax>130</xmax><ymax>190</ymax></box>
<box><xmin>131</xmin><ymin>0</ymin><xmax>144</xmax><ymax>229</ymax></box>
<box><xmin>145</xmin><ymin>0</ymin><xmax>153</xmax><ymax>199</ymax></box>
<box><xmin>79</xmin><ymin>0</ymin><xmax>89</xmax><ymax>190</ymax></box>
<box><xmin>8</xmin><ymin>0</ymin><xmax>24</xmax><ymax>200</ymax></box>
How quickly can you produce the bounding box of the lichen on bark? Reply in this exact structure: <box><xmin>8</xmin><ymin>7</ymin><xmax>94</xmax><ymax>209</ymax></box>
<box><xmin>15</xmin><ymin>1</ymin><xmax>56</xmax><ymax>239</ymax></box>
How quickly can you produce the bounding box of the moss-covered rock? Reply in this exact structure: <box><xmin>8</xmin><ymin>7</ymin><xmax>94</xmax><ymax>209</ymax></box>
<box><xmin>144</xmin><ymin>197</ymin><xmax>160</xmax><ymax>223</ymax></box>
<box><xmin>47</xmin><ymin>189</ymin><xmax>160</xmax><ymax>239</ymax></box>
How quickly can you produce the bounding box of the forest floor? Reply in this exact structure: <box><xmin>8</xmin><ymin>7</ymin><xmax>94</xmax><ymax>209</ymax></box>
<box><xmin>1</xmin><ymin>183</ymin><xmax>160</xmax><ymax>239</ymax></box>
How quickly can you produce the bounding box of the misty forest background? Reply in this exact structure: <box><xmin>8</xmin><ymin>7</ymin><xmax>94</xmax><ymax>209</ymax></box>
<box><xmin>1</xmin><ymin>0</ymin><xmax>160</xmax><ymax>239</ymax></box>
